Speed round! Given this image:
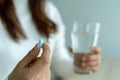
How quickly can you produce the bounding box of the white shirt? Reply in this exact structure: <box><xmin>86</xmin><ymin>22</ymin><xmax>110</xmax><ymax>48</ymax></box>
<box><xmin>0</xmin><ymin>0</ymin><xmax>75</xmax><ymax>80</ymax></box>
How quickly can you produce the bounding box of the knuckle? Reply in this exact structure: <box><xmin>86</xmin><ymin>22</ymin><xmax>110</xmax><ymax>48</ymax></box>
<box><xmin>92</xmin><ymin>47</ymin><xmax>101</xmax><ymax>53</ymax></box>
<box><xmin>88</xmin><ymin>56</ymin><xmax>93</xmax><ymax>60</ymax></box>
<box><xmin>46</xmin><ymin>46</ymin><xmax>50</xmax><ymax>53</ymax></box>
<box><xmin>41</xmin><ymin>58</ymin><xmax>49</xmax><ymax>65</ymax></box>
<box><xmin>91</xmin><ymin>68</ymin><xmax>96</xmax><ymax>73</ymax></box>
<box><xmin>89</xmin><ymin>62</ymin><xmax>95</xmax><ymax>66</ymax></box>
<box><xmin>44</xmin><ymin>44</ymin><xmax>50</xmax><ymax>51</ymax></box>
<box><xmin>97</xmin><ymin>47</ymin><xmax>101</xmax><ymax>53</ymax></box>
<box><xmin>89</xmin><ymin>56</ymin><xmax>92</xmax><ymax>60</ymax></box>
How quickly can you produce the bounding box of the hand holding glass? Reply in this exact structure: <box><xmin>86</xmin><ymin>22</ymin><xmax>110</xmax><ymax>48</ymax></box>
<box><xmin>71</xmin><ymin>22</ymin><xmax>100</xmax><ymax>74</ymax></box>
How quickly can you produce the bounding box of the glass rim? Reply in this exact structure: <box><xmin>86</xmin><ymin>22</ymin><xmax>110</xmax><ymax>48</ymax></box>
<box><xmin>74</xmin><ymin>21</ymin><xmax>101</xmax><ymax>26</ymax></box>
<box><xmin>72</xmin><ymin>22</ymin><xmax>100</xmax><ymax>34</ymax></box>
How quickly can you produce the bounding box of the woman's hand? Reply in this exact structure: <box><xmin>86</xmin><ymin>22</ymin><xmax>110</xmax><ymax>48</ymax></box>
<box><xmin>9</xmin><ymin>42</ymin><xmax>50</xmax><ymax>80</ymax></box>
<box><xmin>68</xmin><ymin>46</ymin><xmax>101</xmax><ymax>72</ymax></box>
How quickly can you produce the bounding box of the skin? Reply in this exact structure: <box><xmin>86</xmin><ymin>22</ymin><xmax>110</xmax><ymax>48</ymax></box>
<box><xmin>68</xmin><ymin>46</ymin><xmax>101</xmax><ymax>72</ymax></box>
<box><xmin>9</xmin><ymin>43</ymin><xmax>101</xmax><ymax>80</ymax></box>
<box><xmin>9</xmin><ymin>42</ymin><xmax>50</xmax><ymax>80</ymax></box>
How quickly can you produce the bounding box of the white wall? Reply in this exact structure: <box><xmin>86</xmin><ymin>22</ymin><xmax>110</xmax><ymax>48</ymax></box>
<box><xmin>50</xmin><ymin>0</ymin><xmax>120</xmax><ymax>57</ymax></box>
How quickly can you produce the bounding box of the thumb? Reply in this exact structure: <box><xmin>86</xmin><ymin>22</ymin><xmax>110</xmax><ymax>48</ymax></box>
<box><xmin>68</xmin><ymin>45</ymin><xmax>73</xmax><ymax>53</ymax></box>
<box><xmin>91</xmin><ymin>46</ymin><xmax>101</xmax><ymax>54</ymax></box>
<box><xmin>32</xmin><ymin>42</ymin><xmax>50</xmax><ymax>69</ymax></box>
<box><xmin>19</xmin><ymin>44</ymin><xmax>40</xmax><ymax>68</ymax></box>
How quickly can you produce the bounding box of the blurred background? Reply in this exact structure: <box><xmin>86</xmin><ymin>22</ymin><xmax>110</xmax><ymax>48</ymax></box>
<box><xmin>0</xmin><ymin>0</ymin><xmax>120</xmax><ymax>80</ymax></box>
<box><xmin>50</xmin><ymin>0</ymin><xmax>120</xmax><ymax>58</ymax></box>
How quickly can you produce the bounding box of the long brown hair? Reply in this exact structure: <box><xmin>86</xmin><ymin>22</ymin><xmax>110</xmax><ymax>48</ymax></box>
<box><xmin>0</xmin><ymin>0</ymin><xmax>57</xmax><ymax>41</ymax></box>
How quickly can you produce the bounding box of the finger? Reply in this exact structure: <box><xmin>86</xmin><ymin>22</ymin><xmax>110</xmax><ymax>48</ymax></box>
<box><xmin>74</xmin><ymin>53</ymin><xmax>87</xmax><ymax>61</ymax></box>
<box><xmin>88</xmin><ymin>66</ymin><xmax>100</xmax><ymax>73</ymax></box>
<box><xmin>76</xmin><ymin>60</ymin><xmax>100</xmax><ymax>69</ymax></box>
<box><xmin>74</xmin><ymin>61</ymin><xmax>85</xmax><ymax>68</ymax></box>
<box><xmin>68</xmin><ymin>45</ymin><xmax>73</xmax><ymax>53</ymax></box>
<box><xmin>81</xmin><ymin>54</ymin><xmax>87</xmax><ymax>62</ymax></box>
<box><xmin>34</xmin><ymin>42</ymin><xmax>50</xmax><ymax>67</ymax></box>
<box><xmin>74</xmin><ymin>54</ymin><xmax>87</xmax><ymax>68</ymax></box>
<box><xmin>91</xmin><ymin>46</ymin><xmax>101</xmax><ymax>54</ymax></box>
<box><xmin>81</xmin><ymin>62</ymin><xmax>87</xmax><ymax>68</ymax></box>
<box><xmin>87</xmin><ymin>53</ymin><xmax>100</xmax><ymax>61</ymax></box>
<box><xmin>87</xmin><ymin>60</ymin><xmax>101</xmax><ymax>67</ymax></box>
<box><xmin>75</xmin><ymin>62</ymin><xmax>88</xmax><ymax>68</ymax></box>
<box><xmin>41</xmin><ymin>42</ymin><xmax>50</xmax><ymax>65</ymax></box>
<box><xmin>19</xmin><ymin>44</ymin><xmax>40</xmax><ymax>68</ymax></box>
<box><xmin>74</xmin><ymin>54</ymin><xmax>88</xmax><ymax>68</ymax></box>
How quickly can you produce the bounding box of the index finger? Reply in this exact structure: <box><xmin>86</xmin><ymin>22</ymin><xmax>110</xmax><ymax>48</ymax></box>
<box><xmin>33</xmin><ymin>42</ymin><xmax>50</xmax><ymax>68</ymax></box>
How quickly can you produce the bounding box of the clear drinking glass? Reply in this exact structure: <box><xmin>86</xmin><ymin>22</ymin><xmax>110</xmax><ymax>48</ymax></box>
<box><xmin>71</xmin><ymin>22</ymin><xmax>100</xmax><ymax>74</ymax></box>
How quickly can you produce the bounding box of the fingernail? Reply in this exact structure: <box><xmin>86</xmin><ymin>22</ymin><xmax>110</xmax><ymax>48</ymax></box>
<box><xmin>39</xmin><ymin>38</ymin><xmax>44</xmax><ymax>48</ymax></box>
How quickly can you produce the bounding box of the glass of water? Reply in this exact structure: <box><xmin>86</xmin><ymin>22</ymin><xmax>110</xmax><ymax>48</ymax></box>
<box><xmin>71</xmin><ymin>22</ymin><xmax>100</xmax><ymax>74</ymax></box>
